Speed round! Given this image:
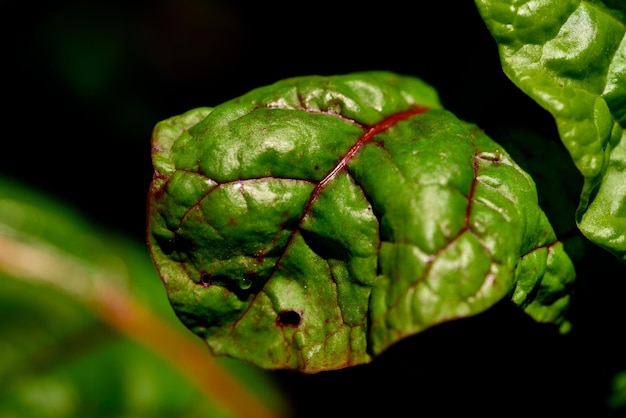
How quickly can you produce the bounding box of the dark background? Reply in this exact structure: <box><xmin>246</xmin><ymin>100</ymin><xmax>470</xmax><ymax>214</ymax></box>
<box><xmin>3</xmin><ymin>0</ymin><xmax>625</xmax><ymax>416</ymax></box>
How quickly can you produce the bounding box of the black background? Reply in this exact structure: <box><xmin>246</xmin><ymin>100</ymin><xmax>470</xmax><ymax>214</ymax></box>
<box><xmin>3</xmin><ymin>1</ymin><xmax>625</xmax><ymax>416</ymax></box>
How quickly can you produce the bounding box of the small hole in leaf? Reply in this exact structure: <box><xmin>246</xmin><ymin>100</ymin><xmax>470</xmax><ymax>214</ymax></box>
<box><xmin>277</xmin><ymin>310</ymin><xmax>301</xmax><ymax>327</ymax></box>
<box><xmin>200</xmin><ymin>273</ymin><xmax>211</xmax><ymax>287</ymax></box>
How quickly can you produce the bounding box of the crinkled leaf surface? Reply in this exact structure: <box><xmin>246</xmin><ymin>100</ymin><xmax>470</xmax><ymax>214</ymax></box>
<box><xmin>476</xmin><ymin>0</ymin><xmax>626</xmax><ymax>262</ymax></box>
<box><xmin>147</xmin><ymin>71</ymin><xmax>575</xmax><ymax>373</ymax></box>
<box><xmin>0</xmin><ymin>178</ymin><xmax>285</xmax><ymax>418</ymax></box>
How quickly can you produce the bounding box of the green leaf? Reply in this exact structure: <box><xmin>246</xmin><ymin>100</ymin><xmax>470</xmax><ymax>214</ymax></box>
<box><xmin>147</xmin><ymin>71</ymin><xmax>575</xmax><ymax>373</ymax></box>
<box><xmin>475</xmin><ymin>0</ymin><xmax>626</xmax><ymax>262</ymax></box>
<box><xmin>609</xmin><ymin>370</ymin><xmax>626</xmax><ymax>410</ymax></box>
<box><xmin>0</xmin><ymin>178</ymin><xmax>286</xmax><ymax>418</ymax></box>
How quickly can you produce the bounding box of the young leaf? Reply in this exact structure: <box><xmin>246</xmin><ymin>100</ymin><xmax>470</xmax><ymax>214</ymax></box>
<box><xmin>475</xmin><ymin>0</ymin><xmax>626</xmax><ymax>262</ymax></box>
<box><xmin>147</xmin><ymin>71</ymin><xmax>575</xmax><ymax>373</ymax></box>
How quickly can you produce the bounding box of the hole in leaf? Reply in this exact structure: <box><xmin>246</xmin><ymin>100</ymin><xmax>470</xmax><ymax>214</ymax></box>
<box><xmin>277</xmin><ymin>310</ymin><xmax>302</xmax><ymax>327</ymax></box>
<box><xmin>200</xmin><ymin>272</ymin><xmax>211</xmax><ymax>287</ymax></box>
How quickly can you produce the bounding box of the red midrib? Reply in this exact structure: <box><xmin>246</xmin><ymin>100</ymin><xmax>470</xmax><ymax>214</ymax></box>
<box><xmin>231</xmin><ymin>106</ymin><xmax>431</xmax><ymax>335</ymax></box>
<box><xmin>306</xmin><ymin>106</ymin><xmax>430</xmax><ymax>215</ymax></box>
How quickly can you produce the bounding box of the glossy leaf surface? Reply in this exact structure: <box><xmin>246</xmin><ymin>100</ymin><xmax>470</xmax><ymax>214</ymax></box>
<box><xmin>476</xmin><ymin>0</ymin><xmax>626</xmax><ymax>262</ymax></box>
<box><xmin>147</xmin><ymin>71</ymin><xmax>575</xmax><ymax>373</ymax></box>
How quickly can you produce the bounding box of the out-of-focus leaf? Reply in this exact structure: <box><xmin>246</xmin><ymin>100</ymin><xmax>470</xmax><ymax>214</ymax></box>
<box><xmin>609</xmin><ymin>370</ymin><xmax>626</xmax><ymax>410</ymax></box>
<box><xmin>476</xmin><ymin>0</ymin><xmax>626</xmax><ymax>262</ymax></box>
<box><xmin>147</xmin><ymin>71</ymin><xmax>575</xmax><ymax>373</ymax></box>
<box><xmin>0</xmin><ymin>177</ymin><xmax>287</xmax><ymax>418</ymax></box>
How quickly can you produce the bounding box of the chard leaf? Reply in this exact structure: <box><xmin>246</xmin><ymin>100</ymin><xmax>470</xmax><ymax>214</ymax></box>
<box><xmin>476</xmin><ymin>0</ymin><xmax>626</xmax><ymax>262</ymax></box>
<box><xmin>147</xmin><ymin>71</ymin><xmax>575</xmax><ymax>373</ymax></box>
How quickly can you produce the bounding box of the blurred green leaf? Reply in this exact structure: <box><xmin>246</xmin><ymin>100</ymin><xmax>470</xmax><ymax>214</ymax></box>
<box><xmin>609</xmin><ymin>370</ymin><xmax>626</xmax><ymax>410</ymax></box>
<box><xmin>0</xmin><ymin>177</ymin><xmax>287</xmax><ymax>418</ymax></box>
